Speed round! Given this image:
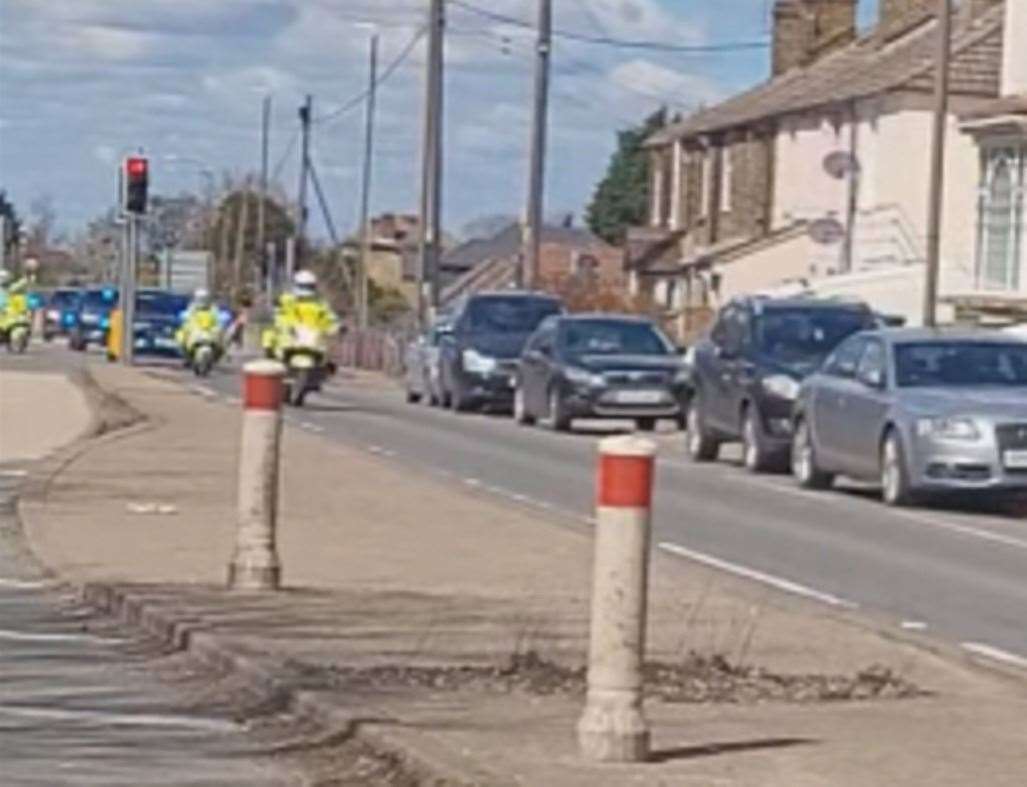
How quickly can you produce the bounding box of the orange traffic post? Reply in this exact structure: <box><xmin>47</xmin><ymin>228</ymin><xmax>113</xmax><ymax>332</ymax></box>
<box><xmin>578</xmin><ymin>434</ymin><xmax>657</xmax><ymax>762</ymax></box>
<box><xmin>227</xmin><ymin>360</ymin><xmax>286</xmax><ymax>591</ymax></box>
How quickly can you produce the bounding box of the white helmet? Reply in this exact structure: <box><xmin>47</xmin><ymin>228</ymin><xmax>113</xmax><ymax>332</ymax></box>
<box><xmin>0</xmin><ymin>269</ymin><xmax>10</xmax><ymax>287</ymax></box>
<box><xmin>292</xmin><ymin>270</ymin><xmax>318</xmax><ymax>297</ymax></box>
<box><xmin>192</xmin><ymin>288</ymin><xmax>211</xmax><ymax>307</ymax></box>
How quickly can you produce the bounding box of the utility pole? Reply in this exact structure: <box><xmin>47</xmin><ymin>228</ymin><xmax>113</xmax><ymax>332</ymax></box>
<box><xmin>418</xmin><ymin>0</ymin><xmax>445</xmax><ymax>325</ymax></box>
<box><xmin>922</xmin><ymin>0</ymin><xmax>951</xmax><ymax>328</ymax></box>
<box><xmin>258</xmin><ymin>95</ymin><xmax>271</xmax><ymax>296</ymax></box>
<box><xmin>120</xmin><ymin>214</ymin><xmax>137</xmax><ymax>366</ymax></box>
<box><xmin>358</xmin><ymin>34</ymin><xmax>379</xmax><ymax>330</ymax></box>
<box><xmin>296</xmin><ymin>94</ymin><xmax>313</xmax><ymax>272</ymax></box>
<box><xmin>524</xmin><ymin>0</ymin><xmax>553</xmax><ymax>291</ymax></box>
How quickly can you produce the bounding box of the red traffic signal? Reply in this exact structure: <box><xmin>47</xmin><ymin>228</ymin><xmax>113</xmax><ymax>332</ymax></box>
<box><xmin>122</xmin><ymin>156</ymin><xmax>149</xmax><ymax>214</ymax></box>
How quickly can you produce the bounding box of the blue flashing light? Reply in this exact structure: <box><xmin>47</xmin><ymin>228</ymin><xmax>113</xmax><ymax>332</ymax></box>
<box><xmin>27</xmin><ymin>293</ymin><xmax>43</xmax><ymax>310</ymax></box>
<box><xmin>101</xmin><ymin>288</ymin><xmax>117</xmax><ymax>302</ymax></box>
<box><xmin>100</xmin><ymin>316</ymin><xmax>110</xmax><ymax>330</ymax></box>
<box><xmin>177</xmin><ymin>309</ymin><xmax>189</xmax><ymax>323</ymax></box>
<box><xmin>217</xmin><ymin>309</ymin><xmax>232</xmax><ymax>328</ymax></box>
<box><xmin>63</xmin><ymin>313</ymin><xmax>77</xmax><ymax>326</ymax></box>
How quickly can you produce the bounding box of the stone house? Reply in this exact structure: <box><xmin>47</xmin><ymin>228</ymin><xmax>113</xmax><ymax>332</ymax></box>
<box><xmin>629</xmin><ymin>0</ymin><xmax>1009</xmax><ymax>337</ymax></box>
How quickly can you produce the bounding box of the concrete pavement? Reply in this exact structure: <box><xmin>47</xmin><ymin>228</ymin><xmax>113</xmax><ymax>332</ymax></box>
<box><xmin>17</xmin><ymin>351</ymin><xmax>1027</xmax><ymax>785</ymax></box>
<box><xmin>0</xmin><ymin>358</ymin><xmax>297</xmax><ymax>786</ymax></box>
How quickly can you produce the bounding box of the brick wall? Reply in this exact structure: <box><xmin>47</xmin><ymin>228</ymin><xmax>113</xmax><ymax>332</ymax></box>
<box><xmin>720</xmin><ymin>131</ymin><xmax>775</xmax><ymax>241</ymax></box>
<box><xmin>538</xmin><ymin>241</ymin><xmax>624</xmax><ymax>286</ymax></box>
<box><xmin>773</xmin><ymin>0</ymin><xmax>857</xmax><ymax>76</ymax></box>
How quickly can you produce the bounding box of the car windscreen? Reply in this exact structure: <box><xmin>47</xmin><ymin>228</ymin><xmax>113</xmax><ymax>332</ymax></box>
<box><xmin>755</xmin><ymin>308</ymin><xmax>870</xmax><ymax>370</ymax></box>
<box><xmin>467</xmin><ymin>297</ymin><xmax>560</xmax><ymax>333</ymax></box>
<box><xmin>50</xmin><ymin>290</ymin><xmax>80</xmax><ymax>307</ymax></box>
<box><xmin>136</xmin><ymin>292</ymin><xmax>188</xmax><ymax>315</ymax></box>
<box><xmin>83</xmin><ymin>289</ymin><xmax>118</xmax><ymax>310</ymax></box>
<box><xmin>895</xmin><ymin>342</ymin><xmax>1027</xmax><ymax>387</ymax></box>
<box><xmin>560</xmin><ymin>320</ymin><xmax>671</xmax><ymax>357</ymax></box>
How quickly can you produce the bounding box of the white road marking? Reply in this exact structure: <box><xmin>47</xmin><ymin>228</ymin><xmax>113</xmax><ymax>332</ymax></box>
<box><xmin>961</xmin><ymin>642</ymin><xmax>1027</xmax><ymax>671</ymax></box>
<box><xmin>0</xmin><ymin>629</ymin><xmax>123</xmax><ymax>645</ymax></box>
<box><xmin>463</xmin><ymin>478</ymin><xmax>482</xmax><ymax>487</ymax></box>
<box><xmin>659</xmin><ymin>542</ymin><xmax>859</xmax><ymax>609</ymax></box>
<box><xmin>299</xmin><ymin>421</ymin><xmax>325</xmax><ymax>434</ymax></box>
<box><xmin>0</xmin><ymin>469</ymin><xmax>28</xmax><ymax>478</ymax></box>
<box><xmin>890</xmin><ymin>509</ymin><xmax>1027</xmax><ymax>552</ymax></box>
<box><xmin>0</xmin><ymin>704</ymin><xmax>239</xmax><ymax>731</ymax></box>
<box><xmin>0</xmin><ymin>578</ymin><xmax>53</xmax><ymax>589</ymax></box>
<box><xmin>901</xmin><ymin>620</ymin><xmax>928</xmax><ymax>631</ymax></box>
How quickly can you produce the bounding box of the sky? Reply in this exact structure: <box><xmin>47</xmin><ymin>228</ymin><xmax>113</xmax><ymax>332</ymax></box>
<box><xmin>0</xmin><ymin>0</ymin><xmax>882</xmax><ymax>241</ymax></box>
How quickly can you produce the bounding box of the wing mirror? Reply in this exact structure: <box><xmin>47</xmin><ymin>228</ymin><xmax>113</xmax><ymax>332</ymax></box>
<box><xmin>858</xmin><ymin>367</ymin><xmax>885</xmax><ymax>389</ymax></box>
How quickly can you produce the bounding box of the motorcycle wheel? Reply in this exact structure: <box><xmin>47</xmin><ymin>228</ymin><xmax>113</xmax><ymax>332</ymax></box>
<box><xmin>291</xmin><ymin>370</ymin><xmax>310</xmax><ymax>407</ymax></box>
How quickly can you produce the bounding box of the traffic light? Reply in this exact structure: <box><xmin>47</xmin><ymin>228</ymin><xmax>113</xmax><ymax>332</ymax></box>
<box><xmin>122</xmin><ymin>156</ymin><xmax>149</xmax><ymax>214</ymax></box>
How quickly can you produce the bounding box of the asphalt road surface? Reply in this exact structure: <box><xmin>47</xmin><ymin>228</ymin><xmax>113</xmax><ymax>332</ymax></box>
<box><xmin>49</xmin><ymin>346</ymin><xmax>1027</xmax><ymax>672</ymax></box>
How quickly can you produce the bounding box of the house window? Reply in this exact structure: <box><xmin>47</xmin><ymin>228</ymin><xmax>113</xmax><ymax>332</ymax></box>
<box><xmin>978</xmin><ymin>146</ymin><xmax>1025</xmax><ymax>291</ymax></box>
<box><xmin>721</xmin><ymin>148</ymin><xmax>733</xmax><ymax>213</ymax></box>
<box><xmin>700</xmin><ymin>154</ymin><xmax>712</xmax><ymax>217</ymax></box>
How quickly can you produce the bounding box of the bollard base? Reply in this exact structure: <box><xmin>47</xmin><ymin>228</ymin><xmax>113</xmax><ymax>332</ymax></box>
<box><xmin>577</xmin><ymin>698</ymin><xmax>650</xmax><ymax>763</ymax></box>
<box><xmin>227</xmin><ymin>562</ymin><xmax>281</xmax><ymax>591</ymax></box>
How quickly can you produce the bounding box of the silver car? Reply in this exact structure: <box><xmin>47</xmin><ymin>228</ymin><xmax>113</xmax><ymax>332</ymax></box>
<box><xmin>792</xmin><ymin>329</ymin><xmax>1027</xmax><ymax>505</ymax></box>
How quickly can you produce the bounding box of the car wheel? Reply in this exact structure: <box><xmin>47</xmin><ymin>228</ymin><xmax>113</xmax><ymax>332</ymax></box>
<box><xmin>546</xmin><ymin>388</ymin><xmax>571</xmax><ymax>432</ymax></box>
<box><xmin>742</xmin><ymin>406</ymin><xmax>776</xmax><ymax>473</ymax></box>
<box><xmin>636</xmin><ymin>418</ymin><xmax>657</xmax><ymax>432</ymax></box>
<box><xmin>406</xmin><ymin>387</ymin><xmax>421</xmax><ymax>404</ymax></box>
<box><xmin>514</xmin><ymin>385</ymin><xmax>535</xmax><ymax>426</ymax></box>
<box><xmin>450</xmin><ymin>383</ymin><xmax>473</xmax><ymax>413</ymax></box>
<box><xmin>686</xmin><ymin>392</ymin><xmax>719</xmax><ymax>462</ymax></box>
<box><xmin>792</xmin><ymin>418</ymin><xmax>834</xmax><ymax>490</ymax></box>
<box><xmin>881</xmin><ymin>430</ymin><xmax>917</xmax><ymax>507</ymax></box>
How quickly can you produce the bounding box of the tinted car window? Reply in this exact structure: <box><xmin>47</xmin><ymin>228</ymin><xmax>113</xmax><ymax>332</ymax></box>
<box><xmin>83</xmin><ymin>289</ymin><xmax>118</xmax><ymax>310</ymax></box>
<box><xmin>467</xmin><ymin>297</ymin><xmax>560</xmax><ymax>333</ymax></box>
<box><xmin>895</xmin><ymin>342</ymin><xmax>1027</xmax><ymax>387</ymax></box>
<box><xmin>136</xmin><ymin>292</ymin><xmax>188</xmax><ymax>314</ymax></box>
<box><xmin>51</xmin><ymin>290</ymin><xmax>81</xmax><ymax>308</ymax></box>
<box><xmin>755</xmin><ymin>308</ymin><xmax>870</xmax><ymax>371</ymax></box>
<box><xmin>560</xmin><ymin>320</ymin><xmax>671</xmax><ymax>357</ymax></box>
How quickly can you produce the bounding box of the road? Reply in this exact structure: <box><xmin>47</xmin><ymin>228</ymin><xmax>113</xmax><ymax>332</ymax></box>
<box><xmin>49</xmin><ymin>346</ymin><xmax>1027</xmax><ymax>670</ymax></box>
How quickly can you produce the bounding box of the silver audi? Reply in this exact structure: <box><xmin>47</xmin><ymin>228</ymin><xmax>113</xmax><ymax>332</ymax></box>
<box><xmin>792</xmin><ymin>328</ymin><xmax>1027</xmax><ymax>506</ymax></box>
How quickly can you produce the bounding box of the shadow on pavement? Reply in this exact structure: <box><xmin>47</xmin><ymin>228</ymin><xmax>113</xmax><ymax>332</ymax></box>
<box><xmin>650</xmin><ymin>736</ymin><xmax>817</xmax><ymax>763</ymax></box>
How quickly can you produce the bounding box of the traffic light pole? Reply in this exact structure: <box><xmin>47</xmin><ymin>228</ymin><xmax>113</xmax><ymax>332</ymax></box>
<box><xmin>120</xmin><ymin>213</ymin><xmax>137</xmax><ymax>366</ymax></box>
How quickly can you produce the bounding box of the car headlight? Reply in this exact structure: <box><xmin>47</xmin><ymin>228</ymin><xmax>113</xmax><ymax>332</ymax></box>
<box><xmin>462</xmin><ymin>348</ymin><xmax>497</xmax><ymax>374</ymax></box>
<box><xmin>916</xmin><ymin>417</ymin><xmax>980</xmax><ymax>441</ymax></box>
<box><xmin>564</xmin><ymin>366</ymin><xmax>604</xmax><ymax>387</ymax></box>
<box><xmin>762</xmin><ymin>374</ymin><xmax>800</xmax><ymax>401</ymax></box>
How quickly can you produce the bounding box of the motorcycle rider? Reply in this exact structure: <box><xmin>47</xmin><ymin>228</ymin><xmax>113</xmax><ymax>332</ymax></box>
<box><xmin>266</xmin><ymin>270</ymin><xmax>339</xmax><ymax>360</ymax></box>
<box><xmin>175</xmin><ymin>288</ymin><xmax>223</xmax><ymax>359</ymax></box>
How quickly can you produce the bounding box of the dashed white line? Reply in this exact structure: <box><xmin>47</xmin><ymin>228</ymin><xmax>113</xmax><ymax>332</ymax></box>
<box><xmin>0</xmin><ymin>629</ymin><xmax>123</xmax><ymax>645</ymax></box>
<box><xmin>0</xmin><ymin>578</ymin><xmax>52</xmax><ymax>590</ymax></box>
<box><xmin>901</xmin><ymin>620</ymin><xmax>928</xmax><ymax>631</ymax></box>
<box><xmin>0</xmin><ymin>705</ymin><xmax>239</xmax><ymax>731</ymax></box>
<box><xmin>658</xmin><ymin>542</ymin><xmax>859</xmax><ymax>610</ymax></box>
<box><xmin>889</xmin><ymin>510</ymin><xmax>1027</xmax><ymax>552</ymax></box>
<box><xmin>961</xmin><ymin>642</ymin><xmax>1027</xmax><ymax>671</ymax></box>
<box><xmin>299</xmin><ymin>421</ymin><xmax>325</xmax><ymax>434</ymax></box>
<box><xmin>0</xmin><ymin>469</ymin><xmax>28</xmax><ymax>478</ymax></box>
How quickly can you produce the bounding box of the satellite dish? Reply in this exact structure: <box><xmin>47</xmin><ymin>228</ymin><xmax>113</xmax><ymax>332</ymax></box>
<box><xmin>809</xmin><ymin>216</ymin><xmax>846</xmax><ymax>245</ymax></box>
<box><xmin>823</xmin><ymin>150</ymin><xmax>860</xmax><ymax>180</ymax></box>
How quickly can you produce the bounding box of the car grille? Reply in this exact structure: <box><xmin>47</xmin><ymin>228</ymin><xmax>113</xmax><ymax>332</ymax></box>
<box><xmin>602</xmin><ymin>371</ymin><xmax>668</xmax><ymax>386</ymax></box>
<box><xmin>996</xmin><ymin>423</ymin><xmax>1027</xmax><ymax>451</ymax></box>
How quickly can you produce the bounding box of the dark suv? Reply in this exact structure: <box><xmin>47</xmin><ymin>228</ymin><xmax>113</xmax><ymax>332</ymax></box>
<box><xmin>687</xmin><ymin>296</ymin><xmax>877</xmax><ymax>471</ymax></box>
<box><xmin>439</xmin><ymin>291</ymin><xmax>563</xmax><ymax>412</ymax></box>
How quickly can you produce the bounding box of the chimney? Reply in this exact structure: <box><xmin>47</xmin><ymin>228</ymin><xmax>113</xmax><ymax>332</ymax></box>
<box><xmin>1003</xmin><ymin>0</ymin><xmax>1027</xmax><ymax>95</ymax></box>
<box><xmin>772</xmin><ymin>0</ymin><xmax>857</xmax><ymax>76</ymax></box>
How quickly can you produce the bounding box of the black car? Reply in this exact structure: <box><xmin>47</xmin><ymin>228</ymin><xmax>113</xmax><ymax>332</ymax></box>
<box><xmin>439</xmin><ymin>291</ymin><xmax>563</xmax><ymax>412</ymax></box>
<box><xmin>687</xmin><ymin>296</ymin><xmax>877</xmax><ymax>471</ymax></box>
<box><xmin>69</xmin><ymin>287</ymin><xmax>118</xmax><ymax>351</ymax></box>
<box><xmin>515</xmin><ymin>314</ymin><xmax>689</xmax><ymax>432</ymax></box>
<box><xmin>42</xmin><ymin>287</ymin><xmax>82</xmax><ymax>341</ymax></box>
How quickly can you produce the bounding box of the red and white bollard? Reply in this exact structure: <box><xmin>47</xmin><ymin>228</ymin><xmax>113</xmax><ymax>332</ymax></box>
<box><xmin>578</xmin><ymin>435</ymin><xmax>656</xmax><ymax>762</ymax></box>
<box><xmin>227</xmin><ymin>360</ymin><xmax>286</xmax><ymax>591</ymax></box>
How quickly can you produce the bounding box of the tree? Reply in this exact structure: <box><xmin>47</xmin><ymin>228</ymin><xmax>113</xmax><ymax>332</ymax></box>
<box><xmin>0</xmin><ymin>191</ymin><xmax>21</xmax><ymax>255</ymax></box>
<box><xmin>585</xmin><ymin>108</ymin><xmax>667</xmax><ymax>246</ymax></box>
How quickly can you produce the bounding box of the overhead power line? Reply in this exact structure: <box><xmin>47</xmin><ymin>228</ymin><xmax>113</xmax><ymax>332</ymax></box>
<box><xmin>314</xmin><ymin>27</ymin><xmax>426</xmax><ymax>126</ymax></box>
<box><xmin>271</xmin><ymin>129</ymin><xmax>299</xmax><ymax>182</ymax></box>
<box><xmin>449</xmin><ymin>0</ymin><xmax>769</xmax><ymax>54</ymax></box>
